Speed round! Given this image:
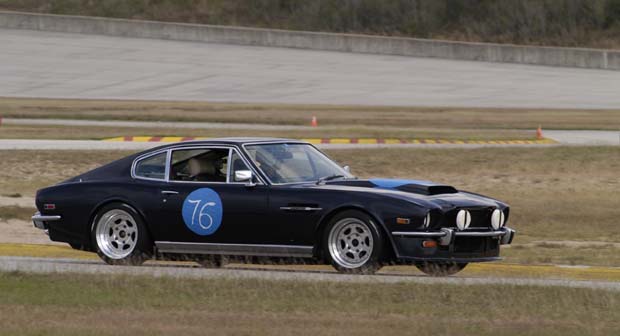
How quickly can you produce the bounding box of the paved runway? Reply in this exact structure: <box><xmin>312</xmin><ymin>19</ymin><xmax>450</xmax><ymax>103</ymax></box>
<box><xmin>1</xmin><ymin>256</ymin><xmax>618</xmax><ymax>290</ymax></box>
<box><xmin>544</xmin><ymin>130</ymin><xmax>620</xmax><ymax>145</ymax></box>
<box><xmin>2</xmin><ymin>29</ymin><xmax>620</xmax><ymax>109</ymax></box>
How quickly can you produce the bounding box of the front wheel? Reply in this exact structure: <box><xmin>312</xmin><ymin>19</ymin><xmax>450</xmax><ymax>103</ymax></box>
<box><xmin>92</xmin><ymin>203</ymin><xmax>152</xmax><ymax>266</ymax></box>
<box><xmin>323</xmin><ymin>210</ymin><xmax>385</xmax><ymax>274</ymax></box>
<box><xmin>415</xmin><ymin>262</ymin><xmax>468</xmax><ymax>276</ymax></box>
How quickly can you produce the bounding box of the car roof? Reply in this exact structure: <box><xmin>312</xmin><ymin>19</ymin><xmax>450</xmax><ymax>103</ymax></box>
<box><xmin>142</xmin><ymin>137</ymin><xmax>308</xmax><ymax>154</ymax></box>
<box><xmin>178</xmin><ymin>137</ymin><xmax>304</xmax><ymax>146</ymax></box>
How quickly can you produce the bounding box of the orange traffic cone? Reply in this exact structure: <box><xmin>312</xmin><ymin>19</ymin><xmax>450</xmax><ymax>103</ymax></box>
<box><xmin>311</xmin><ymin>116</ymin><xmax>318</xmax><ymax>127</ymax></box>
<box><xmin>536</xmin><ymin>125</ymin><xmax>543</xmax><ymax>140</ymax></box>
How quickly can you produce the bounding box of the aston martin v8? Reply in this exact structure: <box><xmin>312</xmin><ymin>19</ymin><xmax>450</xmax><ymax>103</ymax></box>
<box><xmin>33</xmin><ymin>138</ymin><xmax>515</xmax><ymax>275</ymax></box>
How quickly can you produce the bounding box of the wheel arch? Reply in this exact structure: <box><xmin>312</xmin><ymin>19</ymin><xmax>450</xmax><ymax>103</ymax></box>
<box><xmin>314</xmin><ymin>205</ymin><xmax>398</xmax><ymax>261</ymax></box>
<box><xmin>87</xmin><ymin>197</ymin><xmax>154</xmax><ymax>248</ymax></box>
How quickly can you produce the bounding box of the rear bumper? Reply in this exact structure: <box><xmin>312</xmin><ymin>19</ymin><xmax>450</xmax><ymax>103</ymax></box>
<box><xmin>32</xmin><ymin>211</ymin><xmax>62</xmax><ymax>235</ymax></box>
<box><xmin>390</xmin><ymin>227</ymin><xmax>515</xmax><ymax>262</ymax></box>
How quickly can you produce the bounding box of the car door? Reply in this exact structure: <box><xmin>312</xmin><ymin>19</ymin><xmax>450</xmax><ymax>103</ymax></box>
<box><xmin>155</xmin><ymin>146</ymin><xmax>273</xmax><ymax>244</ymax></box>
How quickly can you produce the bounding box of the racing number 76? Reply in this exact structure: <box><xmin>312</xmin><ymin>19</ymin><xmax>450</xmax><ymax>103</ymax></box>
<box><xmin>187</xmin><ymin>199</ymin><xmax>216</xmax><ymax>230</ymax></box>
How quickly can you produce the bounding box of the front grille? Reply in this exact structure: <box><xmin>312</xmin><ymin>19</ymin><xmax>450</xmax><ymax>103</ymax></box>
<box><xmin>454</xmin><ymin>237</ymin><xmax>500</xmax><ymax>256</ymax></box>
<box><xmin>454</xmin><ymin>237</ymin><xmax>485</xmax><ymax>253</ymax></box>
<box><xmin>441</xmin><ymin>207</ymin><xmax>495</xmax><ymax>229</ymax></box>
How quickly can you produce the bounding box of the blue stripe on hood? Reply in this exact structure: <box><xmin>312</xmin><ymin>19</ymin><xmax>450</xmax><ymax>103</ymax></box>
<box><xmin>369</xmin><ymin>178</ymin><xmax>437</xmax><ymax>189</ymax></box>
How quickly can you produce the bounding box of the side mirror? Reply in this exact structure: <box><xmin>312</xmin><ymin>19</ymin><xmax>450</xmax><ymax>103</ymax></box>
<box><xmin>343</xmin><ymin>165</ymin><xmax>350</xmax><ymax>173</ymax></box>
<box><xmin>234</xmin><ymin>170</ymin><xmax>255</xmax><ymax>186</ymax></box>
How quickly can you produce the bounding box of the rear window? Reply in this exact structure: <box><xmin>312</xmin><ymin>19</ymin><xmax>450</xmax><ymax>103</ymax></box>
<box><xmin>134</xmin><ymin>152</ymin><xmax>167</xmax><ymax>180</ymax></box>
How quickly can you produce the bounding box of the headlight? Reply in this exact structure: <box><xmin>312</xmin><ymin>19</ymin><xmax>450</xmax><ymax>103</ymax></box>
<box><xmin>423</xmin><ymin>212</ymin><xmax>431</xmax><ymax>228</ymax></box>
<box><xmin>456</xmin><ymin>210</ymin><xmax>471</xmax><ymax>230</ymax></box>
<box><xmin>491</xmin><ymin>209</ymin><xmax>506</xmax><ymax>230</ymax></box>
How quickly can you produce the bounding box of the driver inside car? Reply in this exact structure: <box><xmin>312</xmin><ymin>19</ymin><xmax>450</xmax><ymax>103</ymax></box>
<box><xmin>188</xmin><ymin>157</ymin><xmax>226</xmax><ymax>182</ymax></box>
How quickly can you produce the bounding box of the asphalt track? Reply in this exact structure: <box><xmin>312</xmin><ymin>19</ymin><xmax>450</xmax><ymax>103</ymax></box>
<box><xmin>2</xmin><ymin>28</ymin><xmax>620</xmax><ymax>109</ymax></box>
<box><xmin>5</xmin><ymin>118</ymin><xmax>619</xmax><ymax>145</ymax></box>
<box><xmin>1</xmin><ymin>256</ymin><xmax>618</xmax><ymax>291</ymax></box>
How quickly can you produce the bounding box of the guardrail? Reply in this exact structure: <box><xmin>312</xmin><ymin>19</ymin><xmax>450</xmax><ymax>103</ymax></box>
<box><xmin>1</xmin><ymin>11</ymin><xmax>618</xmax><ymax>70</ymax></box>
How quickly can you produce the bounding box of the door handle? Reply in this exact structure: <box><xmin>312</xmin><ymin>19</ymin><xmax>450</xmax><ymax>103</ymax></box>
<box><xmin>161</xmin><ymin>190</ymin><xmax>179</xmax><ymax>195</ymax></box>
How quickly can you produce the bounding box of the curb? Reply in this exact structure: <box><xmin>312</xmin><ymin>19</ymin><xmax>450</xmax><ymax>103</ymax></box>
<box><xmin>103</xmin><ymin>136</ymin><xmax>556</xmax><ymax>145</ymax></box>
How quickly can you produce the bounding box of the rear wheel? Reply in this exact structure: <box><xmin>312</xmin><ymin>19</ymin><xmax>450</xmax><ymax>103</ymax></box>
<box><xmin>323</xmin><ymin>210</ymin><xmax>385</xmax><ymax>274</ymax></box>
<box><xmin>416</xmin><ymin>262</ymin><xmax>468</xmax><ymax>276</ymax></box>
<box><xmin>92</xmin><ymin>203</ymin><xmax>152</xmax><ymax>266</ymax></box>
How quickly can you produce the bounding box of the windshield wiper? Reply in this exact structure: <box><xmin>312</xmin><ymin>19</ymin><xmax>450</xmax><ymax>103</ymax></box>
<box><xmin>316</xmin><ymin>174</ymin><xmax>345</xmax><ymax>185</ymax></box>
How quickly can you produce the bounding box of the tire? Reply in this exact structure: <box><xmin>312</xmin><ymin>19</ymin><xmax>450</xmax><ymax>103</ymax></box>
<box><xmin>323</xmin><ymin>210</ymin><xmax>385</xmax><ymax>274</ymax></box>
<box><xmin>415</xmin><ymin>262</ymin><xmax>468</xmax><ymax>276</ymax></box>
<box><xmin>196</xmin><ymin>255</ymin><xmax>227</xmax><ymax>268</ymax></box>
<box><xmin>91</xmin><ymin>203</ymin><xmax>152</xmax><ymax>266</ymax></box>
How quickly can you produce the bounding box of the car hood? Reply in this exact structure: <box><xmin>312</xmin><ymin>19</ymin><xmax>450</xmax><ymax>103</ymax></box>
<box><xmin>307</xmin><ymin>178</ymin><xmax>506</xmax><ymax>210</ymax></box>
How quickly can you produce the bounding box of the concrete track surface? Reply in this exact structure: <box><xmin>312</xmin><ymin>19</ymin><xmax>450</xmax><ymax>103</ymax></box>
<box><xmin>1</xmin><ymin>256</ymin><xmax>618</xmax><ymax>291</ymax></box>
<box><xmin>2</xmin><ymin>28</ymin><xmax>620</xmax><ymax>109</ymax></box>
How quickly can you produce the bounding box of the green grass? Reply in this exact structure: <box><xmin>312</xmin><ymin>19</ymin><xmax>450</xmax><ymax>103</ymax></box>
<box><xmin>0</xmin><ymin>272</ymin><xmax>618</xmax><ymax>335</ymax></box>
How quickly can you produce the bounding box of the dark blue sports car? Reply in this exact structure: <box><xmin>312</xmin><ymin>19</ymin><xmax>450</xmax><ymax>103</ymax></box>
<box><xmin>33</xmin><ymin>138</ymin><xmax>515</xmax><ymax>275</ymax></box>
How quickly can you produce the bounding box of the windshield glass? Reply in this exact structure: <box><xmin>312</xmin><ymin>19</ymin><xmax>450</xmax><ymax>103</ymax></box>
<box><xmin>245</xmin><ymin>143</ymin><xmax>352</xmax><ymax>184</ymax></box>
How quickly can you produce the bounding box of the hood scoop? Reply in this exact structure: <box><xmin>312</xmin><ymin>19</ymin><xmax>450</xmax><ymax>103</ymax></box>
<box><xmin>329</xmin><ymin>178</ymin><xmax>458</xmax><ymax>196</ymax></box>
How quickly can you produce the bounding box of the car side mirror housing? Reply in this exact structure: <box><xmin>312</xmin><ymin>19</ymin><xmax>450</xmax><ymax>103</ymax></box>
<box><xmin>343</xmin><ymin>165</ymin><xmax>350</xmax><ymax>173</ymax></box>
<box><xmin>235</xmin><ymin>170</ymin><xmax>256</xmax><ymax>186</ymax></box>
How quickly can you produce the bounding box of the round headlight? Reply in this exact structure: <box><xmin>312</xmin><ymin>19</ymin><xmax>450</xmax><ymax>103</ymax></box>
<box><xmin>456</xmin><ymin>210</ymin><xmax>471</xmax><ymax>230</ymax></box>
<box><xmin>423</xmin><ymin>212</ymin><xmax>431</xmax><ymax>228</ymax></box>
<box><xmin>491</xmin><ymin>209</ymin><xmax>505</xmax><ymax>230</ymax></box>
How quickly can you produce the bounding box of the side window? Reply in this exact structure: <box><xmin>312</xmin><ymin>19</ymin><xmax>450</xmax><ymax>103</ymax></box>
<box><xmin>230</xmin><ymin>151</ymin><xmax>251</xmax><ymax>182</ymax></box>
<box><xmin>134</xmin><ymin>152</ymin><xmax>167</xmax><ymax>180</ymax></box>
<box><xmin>170</xmin><ymin>148</ymin><xmax>229</xmax><ymax>182</ymax></box>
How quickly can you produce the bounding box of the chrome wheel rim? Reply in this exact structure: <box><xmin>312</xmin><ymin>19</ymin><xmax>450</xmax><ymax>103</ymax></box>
<box><xmin>95</xmin><ymin>209</ymin><xmax>138</xmax><ymax>259</ymax></box>
<box><xmin>328</xmin><ymin>218</ymin><xmax>374</xmax><ymax>268</ymax></box>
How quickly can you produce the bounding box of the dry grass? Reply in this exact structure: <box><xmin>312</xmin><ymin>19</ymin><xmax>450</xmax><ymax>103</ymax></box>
<box><xmin>0</xmin><ymin>150</ymin><xmax>130</xmax><ymax>196</ymax></box>
<box><xmin>330</xmin><ymin>147</ymin><xmax>620</xmax><ymax>244</ymax></box>
<box><xmin>0</xmin><ymin>206</ymin><xmax>35</xmax><ymax>221</ymax></box>
<box><xmin>0</xmin><ymin>272</ymin><xmax>618</xmax><ymax>336</ymax></box>
<box><xmin>1</xmin><ymin>97</ymin><xmax>618</xmax><ymax>130</ymax></box>
<box><xmin>1</xmin><ymin>146</ymin><xmax>618</xmax><ymax>266</ymax></box>
<box><xmin>0</xmin><ymin>124</ymin><xmax>534</xmax><ymax>141</ymax></box>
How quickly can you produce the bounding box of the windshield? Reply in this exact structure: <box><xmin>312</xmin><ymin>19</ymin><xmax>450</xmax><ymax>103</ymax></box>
<box><xmin>244</xmin><ymin>143</ymin><xmax>352</xmax><ymax>184</ymax></box>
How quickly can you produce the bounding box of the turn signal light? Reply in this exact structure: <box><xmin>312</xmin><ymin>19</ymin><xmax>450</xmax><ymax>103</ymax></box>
<box><xmin>422</xmin><ymin>240</ymin><xmax>438</xmax><ymax>248</ymax></box>
<box><xmin>396</xmin><ymin>218</ymin><xmax>410</xmax><ymax>225</ymax></box>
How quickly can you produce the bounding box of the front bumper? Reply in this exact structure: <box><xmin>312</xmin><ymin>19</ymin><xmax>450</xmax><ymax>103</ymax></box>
<box><xmin>391</xmin><ymin>227</ymin><xmax>516</xmax><ymax>262</ymax></box>
<box><xmin>392</xmin><ymin>227</ymin><xmax>516</xmax><ymax>246</ymax></box>
<box><xmin>32</xmin><ymin>211</ymin><xmax>62</xmax><ymax>235</ymax></box>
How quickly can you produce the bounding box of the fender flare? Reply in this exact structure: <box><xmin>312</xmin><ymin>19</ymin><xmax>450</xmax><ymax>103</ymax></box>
<box><xmin>314</xmin><ymin>204</ymin><xmax>399</xmax><ymax>260</ymax></box>
<box><xmin>87</xmin><ymin>197</ymin><xmax>154</xmax><ymax>248</ymax></box>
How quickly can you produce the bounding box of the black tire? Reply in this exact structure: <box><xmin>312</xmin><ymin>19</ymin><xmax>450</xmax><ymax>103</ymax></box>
<box><xmin>196</xmin><ymin>255</ymin><xmax>227</xmax><ymax>268</ymax></box>
<box><xmin>415</xmin><ymin>262</ymin><xmax>468</xmax><ymax>276</ymax></box>
<box><xmin>322</xmin><ymin>210</ymin><xmax>385</xmax><ymax>274</ymax></box>
<box><xmin>91</xmin><ymin>203</ymin><xmax>152</xmax><ymax>266</ymax></box>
